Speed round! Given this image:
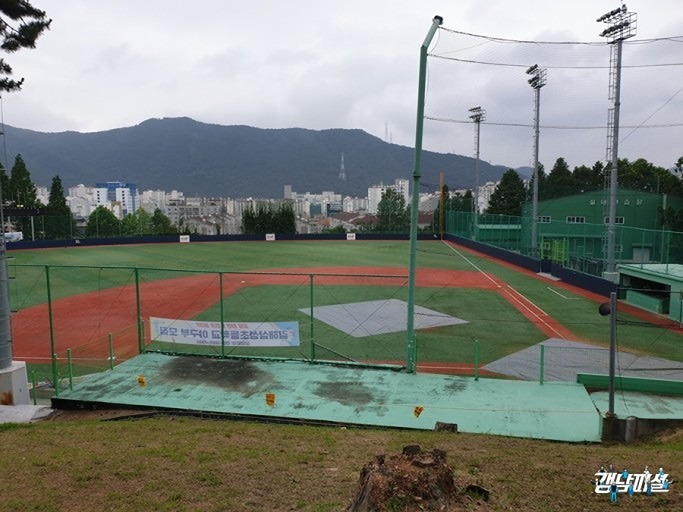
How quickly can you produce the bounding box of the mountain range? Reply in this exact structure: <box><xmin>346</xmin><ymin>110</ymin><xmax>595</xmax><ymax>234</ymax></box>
<box><xmin>2</xmin><ymin>117</ymin><xmax>523</xmax><ymax>198</ymax></box>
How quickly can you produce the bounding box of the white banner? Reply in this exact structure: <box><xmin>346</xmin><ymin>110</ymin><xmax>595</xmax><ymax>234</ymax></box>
<box><xmin>150</xmin><ymin>317</ymin><xmax>300</xmax><ymax>347</ymax></box>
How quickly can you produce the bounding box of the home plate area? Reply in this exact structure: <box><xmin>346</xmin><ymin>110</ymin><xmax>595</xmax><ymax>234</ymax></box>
<box><xmin>299</xmin><ymin>299</ymin><xmax>467</xmax><ymax>337</ymax></box>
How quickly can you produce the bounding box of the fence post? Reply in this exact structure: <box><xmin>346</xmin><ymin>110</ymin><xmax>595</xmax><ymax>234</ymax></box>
<box><xmin>67</xmin><ymin>348</ymin><xmax>73</xmax><ymax>391</ymax></box>
<box><xmin>135</xmin><ymin>268</ymin><xmax>143</xmax><ymax>353</ymax></box>
<box><xmin>220</xmin><ymin>272</ymin><xmax>225</xmax><ymax>357</ymax></box>
<box><xmin>539</xmin><ymin>344</ymin><xmax>545</xmax><ymax>385</ymax></box>
<box><xmin>108</xmin><ymin>332</ymin><xmax>114</xmax><ymax>370</ymax></box>
<box><xmin>474</xmin><ymin>339</ymin><xmax>479</xmax><ymax>381</ymax></box>
<box><xmin>31</xmin><ymin>370</ymin><xmax>37</xmax><ymax>405</ymax></box>
<box><xmin>309</xmin><ymin>274</ymin><xmax>315</xmax><ymax>363</ymax></box>
<box><xmin>45</xmin><ymin>265</ymin><xmax>59</xmax><ymax>397</ymax></box>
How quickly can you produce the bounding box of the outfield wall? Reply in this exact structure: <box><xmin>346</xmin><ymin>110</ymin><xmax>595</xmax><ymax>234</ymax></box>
<box><xmin>5</xmin><ymin>232</ymin><xmax>441</xmax><ymax>251</ymax></box>
<box><xmin>444</xmin><ymin>233</ymin><xmax>617</xmax><ymax>297</ymax></box>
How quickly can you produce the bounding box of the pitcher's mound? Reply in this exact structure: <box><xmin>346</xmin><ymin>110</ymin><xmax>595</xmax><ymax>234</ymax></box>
<box><xmin>299</xmin><ymin>299</ymin><xmax>467</xmax><ymax>337</ymax></box>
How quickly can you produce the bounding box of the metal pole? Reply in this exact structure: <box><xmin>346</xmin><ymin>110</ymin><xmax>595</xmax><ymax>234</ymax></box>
<box><xmin>67</xmin><ymin>348</ymin><xmax>73</xmax><ymax>390</ymax></box>
<box><xmin>0</xmin><ymin>233</ymin><xmax>12</xmax><ymax>368</ymax></box>
<box><xmin>31</xmin><ymin>371</ymin><xmax>37</xmax><ymax>405</ymax></box>
<box><xmin>407</xmin><ymin>15</ymin><xmax>443</xmax><ymax>374</ymax></box>
<box><xmin>608</xmin><ymin>291</ymin><xmax>617</xmax><ymax>417</ymax></box>
<box><xmin>309</xmin><ymin>274</ymin><xmax>315</xmax><ymax>363</ymax></box>
<box><xmin>474</xmin><ymin>119</ymin><xmax>481</xmax><ymax>241</ymax></box>
<box><xmin>531</xmin><ymin>85</ymin><xmax>541</xmax><ymax>257</ymax></box>
<box><xmin>135</xmin><ymin>268</ymin><xmax>143</xmax><ymax>353</ymax></box>
<box><xmin>108</xmin><ymin>332</ymin><xmax>114</xmax><ymax>370</ymax></box>
<box><xmin>220</xmin><ymin>272</ymin><xmax>225</xmax><ymax>357</ymax></box>
<box><xmin>46</xmin><ymin>265</ymin><xmax>59</xmax><ymax>397</ymax></box>
<box><xmin>599</xmin><ymin>5</ymin><xmax>636</xmax><ymax>278</ymax></box>
<box><xmin>606</xmin><ymin>38</ymin><xmax>623</xmax><ymax>278</ymax></box>
<box><xmin>474</xmin><ymin>339</ymin><xmax>479</xmax><ymax>381</ymax></box>
<box><xmin>539</xmin><ymin>344</ymin><xmax>545</xmax><ymax>385</ymax></box>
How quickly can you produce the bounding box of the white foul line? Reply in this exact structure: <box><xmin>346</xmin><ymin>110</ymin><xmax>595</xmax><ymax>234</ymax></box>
<box><xmin>442</xmin><ymin>241</ymin><xmax>501</xmax><ymax>288</ymax></box>
<box><xmin>547</xmin><ymin>287</ymin><xmax>581</xmax><ymax>299</ymax></box>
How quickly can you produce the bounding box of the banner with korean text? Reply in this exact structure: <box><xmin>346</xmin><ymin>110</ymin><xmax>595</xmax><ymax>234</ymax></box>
<box><xmin>150</xmin><ymin>317</ymin><xmax>300</xmax><ymax>347</ymax></box>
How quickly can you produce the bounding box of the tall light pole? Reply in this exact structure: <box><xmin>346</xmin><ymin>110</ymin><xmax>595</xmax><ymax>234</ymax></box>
<box><xmin>598</xmin><ymin>4</ymin><xmax>636</xmax><ymax>281</ymax></box>
<box><xmin>526</xmin><ymin>64</ymin><xmax>546</xmax><ymax>259</ymax></box>
<box><xmin>469</xmin><ymin>106</ymin><xmax>485</xmax><ymax>240</ymax></box>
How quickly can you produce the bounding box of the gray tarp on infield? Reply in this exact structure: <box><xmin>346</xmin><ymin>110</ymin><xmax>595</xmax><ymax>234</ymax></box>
<box><xmin>299</xmin><ymin>299</ymin><xmax>467</xmax><ymax>338</ymax></box>
<box><xmin>484</xmin><ymin>338</ymin><xmax>683</xmax><ymax>382</ymax></box>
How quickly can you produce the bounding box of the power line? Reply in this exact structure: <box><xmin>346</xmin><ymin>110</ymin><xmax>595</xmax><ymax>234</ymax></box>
<box><xmin>428</xmin><ymin>53</ymin><xmax>683</xmax><ymax>70</ymax></box>
<box><xmin>424</xmin><ymin>116</ymin><xmax>683</xmax><ymax>130</ymax></box>
<box><xmin>438</xmin><ymin>26</ymin><xmax>683</xmax><ymax>46</ymax></box>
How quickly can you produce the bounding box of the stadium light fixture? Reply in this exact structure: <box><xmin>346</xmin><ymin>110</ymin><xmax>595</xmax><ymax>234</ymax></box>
<box><xmin>598</xmin><ymin>4</ymin><xmax>636</xmax><ymax>280</ymax></box>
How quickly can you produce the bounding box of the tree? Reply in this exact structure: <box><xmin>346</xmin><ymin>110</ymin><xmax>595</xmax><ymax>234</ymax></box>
<box><xmin>544</xmin><ymin>157</ymin><xmax>574</xmax><ymax>199</ymax></box>
<box><xmin>122</xmin><ymin>208</ymin><xmax>153</xmax><ymax>236</ymax></box>
<box><xmin>376</xmin><ymin>188</ymin><xmax>409</xmax><ymax>233</ymax></box>
<box><xmin>85</xmin><ymin>206</ymin><xmax>120</xmax><ymax>238</ymax></box>
<box><xmin>44</xmin><ymin>175</ymin><xmax>74</xmax><ymax>239</ymax></box>
<box><xmin>572</xmin><ymin>161</ymin><xmax>603</xmax><ymax>193</ymax></box>
<box><xmin>240</xmin><ymin>202</ymin><xmax>296</xmax><ymax>234</ymax></box>
<box><xmin>431</xmin><ymin>184</ymin><xmax>450</xmax><ymax>233</ymax></box>
<box><xmin>0</xmin><ymin>161</ymin><xmax>8</xmax><ymax>206</ymax></box>
<box><xmin>528</xmin><ymin>162</ymin><xmax>547</xmax><ymax>201</ymax></box>
<box><xmin>151</xmin><ymin>208</ymin><xmax>175</xmax><ymax>235</ymax></box>
<box><xmin>8</xmin><ymin>154</ymin><xmax>38</xmax><ymax>235</ymax></box>
<box><xmin>0</xmin><ymin>2</ymin><xmax>51</xmax><ymax>92</ymax></box>
<box><xmin>487</xmin><ymin>169</ymin><xmax>526</xmax><ymax>216</ymax></box>
<box><xmin>322</xmin><ymin>224</ymin><xmax>346</xmax><ymax>234</ymax></box>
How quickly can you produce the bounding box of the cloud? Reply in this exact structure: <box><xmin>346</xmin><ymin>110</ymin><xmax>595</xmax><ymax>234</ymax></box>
<box><xmin>1</xmin><ymin>0</ymin><xmax>681</xmax><ymax>171</ymax></box>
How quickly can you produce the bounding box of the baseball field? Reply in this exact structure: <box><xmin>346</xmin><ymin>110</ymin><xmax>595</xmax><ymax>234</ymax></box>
<box><xmin>7</xmin><ymin>239</ymin><xmax>683</xmax><ymax>383</ymax></box>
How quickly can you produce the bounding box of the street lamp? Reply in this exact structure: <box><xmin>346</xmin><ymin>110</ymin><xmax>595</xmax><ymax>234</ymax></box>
<box><xmin>526</xmin><ymin>64</ymin><xmax>546</xmax><ymax>259</ymax></box>
<box><xmin>469</xmin><ymin>106</ymin><xmax>485</xmax><ymax>240</ymax></box>
<box><xmin>598</xmin><ymin>4</ymin><xmax>636</xmax><ymax>281</ymax></box>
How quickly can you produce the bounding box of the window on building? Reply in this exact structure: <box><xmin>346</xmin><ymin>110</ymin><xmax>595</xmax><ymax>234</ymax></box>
<box><xmin>603</xmin><ymin>216</ymin><xmax>625</xmax><ymax>224</ymax></box>
<box><xmin>566</xmin><ymin>216</ymin><xmax>585</xmax><ymax>224</ymax></box>
<box><xmin>602</xmin><ymin>244</ymin><xmax>623</xmax><ymax>254</ymax></box>
<box><xmin>538</xmin><ymin>216</ymin><xmax>551</xmax><ymax>223</ymax></box>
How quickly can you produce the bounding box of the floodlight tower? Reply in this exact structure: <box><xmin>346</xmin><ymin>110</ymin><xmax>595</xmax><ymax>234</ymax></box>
<box><xmin>469</xmin><ymin>106</ymin><xmax>485</xmax><ymax>240</ymax></box>
<box><xmin>526</xmin><ymin>65</ymin><xmax>547</xmax><ymax>259</ymax></box>
<box><xmin>597</xmin><ymin>4</ymin><xmax>636</xmax><ymax>280</ymax></box>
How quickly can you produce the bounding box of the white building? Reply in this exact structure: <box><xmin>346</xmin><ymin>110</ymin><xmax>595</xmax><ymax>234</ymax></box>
<box><xmin>367</xmin><ymin>179</ymin><xmax>409</xmax><ymax>214</ymax></box>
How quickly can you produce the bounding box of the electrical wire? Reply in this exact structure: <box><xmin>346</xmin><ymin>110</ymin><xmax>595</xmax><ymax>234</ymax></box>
<box><xmin>438</xmin><ymin>26</ymin><xmax>683</xmax><ymax>46</ymax></box>
<box><xmin>429</xmin><ymin>53</ymin><xmax>683</xmax><ymax>70</ymax></box>
<box><xmin>424</xmin><ymin>116</ymin><xmax>683</xmax><ymax>130</ymax></box>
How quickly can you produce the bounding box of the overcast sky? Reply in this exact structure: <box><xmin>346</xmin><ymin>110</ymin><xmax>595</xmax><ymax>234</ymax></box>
<box><xmin>4</xmin><ymin>0</ymin><xmax>682</xmax><ymax>172</ymax></box>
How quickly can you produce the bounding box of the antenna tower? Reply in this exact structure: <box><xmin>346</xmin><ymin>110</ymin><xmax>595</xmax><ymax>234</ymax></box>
<box><xmin>338</xmin><ymin>153</ymin><xmax>347</xmax><ymax>181</ymax></box>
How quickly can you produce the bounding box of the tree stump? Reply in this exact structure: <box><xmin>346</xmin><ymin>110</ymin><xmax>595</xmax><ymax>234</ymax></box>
<box><xmin>347</xmin><ymin>445</ymin><xmax>459</xmax><ymax>511</ymax></box>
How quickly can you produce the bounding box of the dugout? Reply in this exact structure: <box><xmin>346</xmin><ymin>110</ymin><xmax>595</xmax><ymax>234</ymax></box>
<box><xmin>618</xmin><ymin>263</ymin><xmax>683</xmax><ymax>323</ymax></box>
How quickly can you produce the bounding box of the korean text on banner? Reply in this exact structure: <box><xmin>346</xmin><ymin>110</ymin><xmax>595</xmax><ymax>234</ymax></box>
<box><xmin>150</xmin><ymin>317</ymin><xmax>300</xmax><ymax>347</ymax></box>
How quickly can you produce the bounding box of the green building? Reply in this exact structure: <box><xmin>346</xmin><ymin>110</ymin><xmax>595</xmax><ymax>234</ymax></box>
<box><xmin>522</xmin><ymin>189</ymin><xmax>683</xmax><ymax>275</ymax></box>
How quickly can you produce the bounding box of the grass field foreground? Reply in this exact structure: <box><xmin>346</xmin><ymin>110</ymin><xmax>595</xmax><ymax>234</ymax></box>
<box><xmin>1</xmin><ymin>413</ymin><xmax>681</xmax><ymax>511</ymax></box>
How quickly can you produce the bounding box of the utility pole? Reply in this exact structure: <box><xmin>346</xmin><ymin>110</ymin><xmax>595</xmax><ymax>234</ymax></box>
<box><xmin>526</xmin><ymin>65</ymin><xmax>546</xmax><ymax>259</ymax></box>
<box><xmin>598</xmin><ymin>4</ymin><xmax>636</xmax><ymax>281</ymax></box>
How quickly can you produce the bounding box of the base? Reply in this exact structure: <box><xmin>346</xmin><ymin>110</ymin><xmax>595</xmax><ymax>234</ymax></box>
<box><xmin>0</xmin><ymin>361</ymin><xmax>30</xmax><ymax>405</ymax></box>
